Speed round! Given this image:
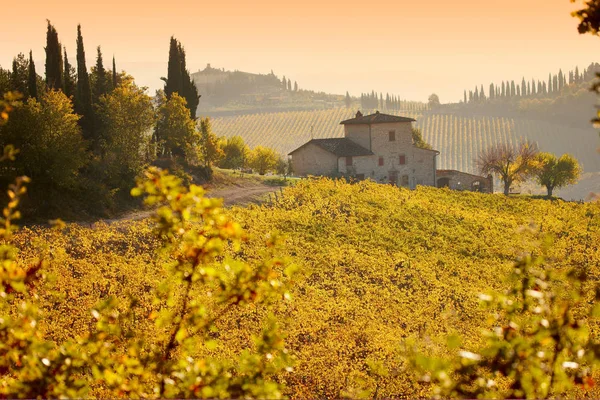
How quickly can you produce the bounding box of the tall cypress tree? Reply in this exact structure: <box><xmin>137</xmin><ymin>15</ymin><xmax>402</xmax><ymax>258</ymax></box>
<box><xmin>93</xmin><ymin>46</ymin><xmax>109</xmax><ymax>103</ymax></box>
<box><xmin>75</xmin><ymin>24</ymin><xmax>94</xmax><ymax>143</ymax></box>
<box><xmin>63</xmin><ymin>49</ymin><xmax>76</xmax><ymax>98</ymax></box>
<box><xmin>112</xmin><ymin>56</ymin><xmax>118</xmax><ymax>89</ymax></box>
<box><xmin>558</xmin><ymin>70</ymin><xmax>564</xmax><ymax>91</ymax></box>
<box><xmin>164</xmin><ymin>37</ymin><xmax>199</xmax><ymax>119</ymax></box>
<box><xmin>463</xmin><ymin>90</ymin><xmax>467</xmax><ymax>103</ymax></box>
<box><xmin>11</xmin><ymin>53</ymin><xmax>28</xmax><ymax>96</ymax></box>
<box><xmin>548</xmin><ymin>74</ymin><xmax>553</xmax><ymax>93</ymax></box>
<box><xmin>521</xmin><ymin>78</ymin><xmax>527</xmax><ymax>97</ymax></box>
<box><xmin>44</xmin><ymin>20</ymin><xmax>63</xmax><ymax>91</ymax></box>
<box><xmin>27</xmin><ymin>51</ymin><xmax>38</xmax><ymax>99</ymax></box>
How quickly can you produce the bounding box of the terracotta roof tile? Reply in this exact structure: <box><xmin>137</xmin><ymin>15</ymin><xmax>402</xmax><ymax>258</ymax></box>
<box><xmin>340</xmin><ymin>111</ymin><xmax>416</xmax><ymax>125</ymax></box>
<box><xmin>289</xmin><ymin>138</ymin><xmax>373</xmax><ymax>157</ymax></box>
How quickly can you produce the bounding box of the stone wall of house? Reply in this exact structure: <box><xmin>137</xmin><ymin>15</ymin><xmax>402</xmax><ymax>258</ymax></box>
<box><xmin>344</xmin><ymin>124</ymin><xmax>372</xmax><ymax>151</ymax></box>
<box><xmin>436</xmin><ymin>170</ymin><xmax>494</xmax><ymax>193</ymax></box>
<box><xmin>290</xmin><ymin>143</ymin><xmax>339</xmax><ymax>176</ymax></box>
<box><xmin>344</xmin><ymin>121</ymin><xmax>437</xmax><ymax>188</ymax></box>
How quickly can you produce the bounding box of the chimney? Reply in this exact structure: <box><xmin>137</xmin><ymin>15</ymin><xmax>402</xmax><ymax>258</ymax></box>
<box><xmin>356</xmin><ymin>110</ymin><xmax>363</xmax><ymax>118</ymax></box>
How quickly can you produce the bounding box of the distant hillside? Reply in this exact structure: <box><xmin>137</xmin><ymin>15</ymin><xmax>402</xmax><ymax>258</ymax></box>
<box><xmin>209</xmin><ymin>107</ymin><xmax>600</xmax><ymax>199</ymax></box>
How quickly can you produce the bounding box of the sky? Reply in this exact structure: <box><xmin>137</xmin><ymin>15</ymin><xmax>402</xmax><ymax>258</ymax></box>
<box><xmin>1</xmin><ymin>0</ymin><xmax>599</xmax><ymax>102</ymax></box>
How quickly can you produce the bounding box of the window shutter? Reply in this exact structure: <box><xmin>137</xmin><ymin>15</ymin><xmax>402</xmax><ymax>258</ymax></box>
<box><xmin>399</xmin><ymin>154</ymin><xmax>406</xmax><ymax>165</ymax></box>
<box><xmin>378</xmin><ymin>156</ymin><xmax>384</xmax><ymax>166</ymax></box>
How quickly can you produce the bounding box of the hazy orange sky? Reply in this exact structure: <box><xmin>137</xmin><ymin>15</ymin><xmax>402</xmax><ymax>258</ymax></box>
<box><xmin>2</xmin><ymin>0</ymin><xmax>599</xmax><ymax>102</ymax></box>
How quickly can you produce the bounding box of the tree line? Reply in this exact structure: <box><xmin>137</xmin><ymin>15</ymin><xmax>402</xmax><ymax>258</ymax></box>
<box><xmin>462</xmin><ymin>63</ymin><xmax>600</xmax><ymax>104</ymax></box>
<box><xmin>0</xmin><ymin>21</ymin><xmax>288</xmax><ymax>219</ymax></box>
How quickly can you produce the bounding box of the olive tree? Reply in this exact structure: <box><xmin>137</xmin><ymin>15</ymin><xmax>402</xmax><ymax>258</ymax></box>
<box><xmin>535</xmin><ymin>152</ymin><xmax>581</xmax><ymax>196</ymax></box>
<box><xmin>477</xmin><ymin>141</ymin><xmax>539</xmax><ymax>195</ymax></box>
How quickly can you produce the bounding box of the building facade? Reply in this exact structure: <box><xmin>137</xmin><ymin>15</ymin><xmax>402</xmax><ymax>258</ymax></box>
<box><xmin>290</xmin><ymin>111</ymin><xmax>439</xmax><ymax>189</ymax></box>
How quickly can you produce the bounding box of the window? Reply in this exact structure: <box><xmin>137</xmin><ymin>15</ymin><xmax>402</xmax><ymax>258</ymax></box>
<box><xmin>346</xmin><ymin>156</ymin><xmax>353</xmax><ymax>166</ymax></box>
<box><xmin>389</xmin><ymin>131</ymin><xmax>396</xmax><ymax>141</ymax></box>
<box><xmin>399</xmin><ymin>154</ymin><xmax>406</xmax><ymax>165</ymax></box>
<box><xmin>401</xmin><ymin>175</ymin><xmax>409</xmax><ymax>187</ymax></box>
<box><xmin>378</xmin><ymin>156</ymin><xmax>384</xmax><ymax>166</ymax></box>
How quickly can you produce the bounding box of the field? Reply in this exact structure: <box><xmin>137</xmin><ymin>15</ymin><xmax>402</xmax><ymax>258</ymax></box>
<box><xmin>12</xmin><ymin>178</ymin><xmax>600</xmax><ymax>398</ymax></box>
<box><xmin>209</xmin><ymin>108</ymin><xmax>600</xmax><ymax>176</ymax></box>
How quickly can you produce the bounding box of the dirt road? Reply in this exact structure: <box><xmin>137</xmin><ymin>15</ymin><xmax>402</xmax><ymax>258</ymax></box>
<box><xmin>101</xmin><ymin>183</ymin><xmax>280</xmax><ymax>225</ymax></box>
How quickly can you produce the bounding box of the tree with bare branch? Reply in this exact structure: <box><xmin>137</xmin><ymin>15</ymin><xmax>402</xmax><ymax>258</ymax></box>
<box><xmin>477</xmin><ymin>141</ymin><xmax>539</xmax><ymax>195</ymax></box>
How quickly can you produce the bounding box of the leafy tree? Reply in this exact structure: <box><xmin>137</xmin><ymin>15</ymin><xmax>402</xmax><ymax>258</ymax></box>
<box><xmin>276</xmin><ymin>156</ymin><xmax>293</xmax><ymax>180</ymax></box>
<box><xmin>428</xmin><ymin>93</ymin><xmax>440</xmax><ymax>109</ymax></box>
<box><xmin>97</xmin><ymin>81</ymin><xmax>156</xmax><ymax>187</ymax></box>
<box><xmin>198</xmin><ymin>117</ymin><xmax>223</xmax><ymax>168</ymax></box>
<box><xmin>155</xmin><ymin>92</ymin><xmax>197</xmax><ymax>160</ymax></box>
<box><xmin>411</xmin><ymin>128</ymin><xmax>432</xmax><ymax>150</ymax></box>
<box><xmin>219</xmin><ymin>135</ymin><xmax>248</xmax><ymax>170</ymax></box>
<box><xmin>534</xmin><ymin>152</ymin><xmax>581</xmax><ymax>196</ymax></box>
<box><xmin>0</xmin><ymin>90</ymin><xmax>87</xmax><ymax>195</ymax></box>
<box><xmin>62</xmin><ymin>49</ymin><xmax>76</xmax><ymax>98</ymax></box>
<box><xmin>75</xmin><ymin>24</ymin><xmax>94</xmax><ymax>144</ymax></box>
<box><xmin>44</xmin><ymin>20</ymin><xmax>63</xmax><ymax>91</ymax></box>
<box><xmin>477</xmin><ymin>141</ymin><xmax>539</xmax><ymax>195</ymax></box>
<box><xmin>27</xmin><ymin>51</ymin><xmax>38</xmax><ymax>99</ymax></box>
<box><xmin>572</xmin><ymin>0</ymin><xmax>600</xmax><ymax>34</ymax></box>
<box><xmin>249</xmin><ymin>146</ymin><xmax>279</xmax><ymax>175</ymax></box>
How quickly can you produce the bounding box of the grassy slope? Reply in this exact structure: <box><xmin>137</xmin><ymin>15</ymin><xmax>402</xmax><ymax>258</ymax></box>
<box><xmin>13</xmin><ymin>179</ymin><xmax>600</xmax><ymax>397</ymax></box>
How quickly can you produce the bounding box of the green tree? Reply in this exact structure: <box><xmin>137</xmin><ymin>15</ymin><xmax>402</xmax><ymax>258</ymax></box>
<box><xmin>75</xmin><ymin>24</ymin><xmax>94</xmax><ymax>144</ymax></box>
<box><xmin>249</xmin><ymin>146</ymin><xmax>279</xmax><ymax>175</ymax></box>
<box><xmin>534</xmin><ymin>152</ymin><xmax>581</xmax><ymax>196</ymax></box>
<box><xmin>27</xmin><ymin>51</ymin><xmax>38</xmax><ymax>99</ymax></box>
<box><xmin>219</xmin><ymin>135</ymin><xmax>248</xmax><ymax>170</ymax></box>
<box><xmin>97</xmin><ymin>81</ymin><xmax>156</xmax><ymax>187</ymax></box>
<box><xmin>477</xmin><ymin>141</ymin><xmax>539</xmax><ymax>195</ymax></box>
<box><xmin>572</xmin><ymin>0</ymin><xmax>600</xmax><ymax>34</ymax></box>
<box><xmin>198</xmin><ymin>117</ymin><xmax>223</xmax><ymax>168</ymax></box>
<box><xmin>44</xmin><ymin>20</ymin><xmax>63</xmax><ymax>91</ymax></box>
<box><xmin>0</xmin><ymin>90</ymin><xmax>87</xmax><ymax>195</ymax></box>
<box><xmin>411</xmin><ymin>128</ymin><xmax>432</xmax><ymax>150</ymax></box>
<box><xmin>163</xmin><ymin>37</ymin><xmax>199</xmax><ymax>119</ymax></box>
<box><xmin>155</xmin><ymin>92</ymin><xmax>197</xmax><ymax>160</ymax></box>
<box><xmin>63</xmin><ymin>49</ymin><xmax>76</xmax><ymax>98</ymax></box>
<box><xmin>428</xmin><ymin>93</ymin><xmax>440</xmax><ymax>109</ymax></box>
<box><xmin>112</xmin><ymin>56</ymin><xmax>118</xmax><ymax>89</ymax></box>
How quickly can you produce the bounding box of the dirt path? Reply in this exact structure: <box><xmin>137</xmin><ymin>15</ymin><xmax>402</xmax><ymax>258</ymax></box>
<box><xmin>101</xmin><ymin>183</ymin><xmax>280</xmax><ymax>225</ymax></box>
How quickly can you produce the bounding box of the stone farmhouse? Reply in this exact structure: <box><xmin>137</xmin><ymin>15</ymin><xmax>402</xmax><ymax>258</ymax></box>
<box><xmin>289</xmin><ymin>111</ymin><xmax>493</xmax><ymax>192</ymax></box>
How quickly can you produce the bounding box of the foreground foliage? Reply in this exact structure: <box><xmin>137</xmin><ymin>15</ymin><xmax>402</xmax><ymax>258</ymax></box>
<box><xmin>1</xmin><ymin>167</ymin><xmax>293</xmax><ymax>398</ymax></box>
<box><xmin>8</xmin><ymin>178</ymin><xmax>599</xmax><ymax>398</ymax></box>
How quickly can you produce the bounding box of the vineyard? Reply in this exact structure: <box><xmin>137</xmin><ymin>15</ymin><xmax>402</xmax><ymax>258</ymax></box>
<box><xmin>209</xmin><ymin>108</ymin><xmax>600</xmax><ymax>175</ymax></box>
<box><xmin>10</xmin><ymin>178</ymin><xmax>600</xmax><ymax>398</ymax></box>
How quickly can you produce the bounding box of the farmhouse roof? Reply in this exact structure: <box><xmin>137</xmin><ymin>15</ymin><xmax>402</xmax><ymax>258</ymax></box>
<box><xmin>340</xmin><ymin>110</ymin><xmax>416</xmax><ymax>125</ymax></box>
<box><xmin>289</xmin><ymin>138</ymin><xmax>374</xmax><ymax>157</ymax></box>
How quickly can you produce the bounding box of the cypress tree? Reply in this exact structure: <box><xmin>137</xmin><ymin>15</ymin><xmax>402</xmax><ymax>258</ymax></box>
<box><xmin>558</xmin><ymin>70</ymin><xmax>564</xmax><ymax>91</ymax></box>
<box><xmin>112</xmin><ymin>56</ymin><xmax>118</xmax><ymax>89</ymax></box>
<box><xmin>294</xmin><ymin>81</ymin><xmax>298</xmax><ymax>91</ymax></box>
<box><xmin>517</xmin><ymin>86</ymin><xmax>521</xmax><ymax>97</ymax></box>
<box><xmin>510</xmin><ymin>81</ymin><xmax>516</xmax><ymax>97</ymax></box>
<box><xmin>489</xmin><ymin>84</ymin><xmax>495</xmax><ymax>100</ymax></box>
<box><xmin>527</xmin><ymin>81</ymin><xmax>531</xmax><ymax>96</ymax></box>
<box><xmin>521</xmin><ymin>78</ymin><xmax>527</xmax><ymax>97</ymax></box>
<box><xmin>93</xmin><ymin>46</ymin><xmax>110</xmax><ymax>102</ymax></box>
<box><xmin>288</xmin><ymin>80</ymin><xmax>292</xmax><ymax>91</ymax></box>
<box><xmin>165</xmin><ymin>37</ymin><xmax>182</xmax><ymax>98</ymax></box>
<box><xmin>575</xmin><ymin>66</ymin><xmax>580</xmax><ymax>82</ymax></box>
<box><xmin>552</xmin><ymin>75</ymin><xmax>558</xmax><ymax>94</ymax></box>
<box><xmin>501</xmin><ymin>82</ymin><xmax>505</xmax><ymax>97</ymax></box>
<box><xmin>28</xmin><ymin>50</ymin><xmax>38</xmax><ymax>99</ymax></box>
<box><xmin>63</xmin><ymin>49</ymin><xmax>76</xmax><ymax>98</ymax></box>
<box><xmin>548</xmin><ymin>74</ymin><xmax>553</xmax><ymax>93</ymax></box>
<box><xmin>464</xmin><ymin>90</ymin><xmax>467</xmax><ymax>103</ymax></box>
<box><xmin>480</xmin><ymin>84</ymin><xmax>486</xmax><ymax>101</ymax></box>
<box><xmin>282</xmin><ymin>76</ymin><xmax>287</xmax><ymax>90</ymax></box>
<box><xmin>75</xmin><ymin>24</ymin><xmax>94</xmax><ymax>143</ymax></box>
<box><xmin>532</xmin><ymin>79</ymin><xmax>537</xmax><ymax>95</ymax></box>
<box><xmin>11</xmin><ymin>53</ymin><xmax>28</xmax><ymax>96</ymax></box>
<box><xmin>44</xmin><ymin>20</ymin><xmax>63</xmax><ymax>90</ymax></box>
<box><xmin>474</xmin><ymin>86</ymin><xmax>479</xmax><ymax>102</ymax></box>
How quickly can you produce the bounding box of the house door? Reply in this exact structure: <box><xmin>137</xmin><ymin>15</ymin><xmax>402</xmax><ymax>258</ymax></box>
<box><xmin>437</xmin><ymin>177</ymin><xmax>450</xmax><ymax>188</ymax></box>
<box><xmin>389</xmin><ymin>171</ymin><xmax>398</xmax><ymax>186</ymax></box>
